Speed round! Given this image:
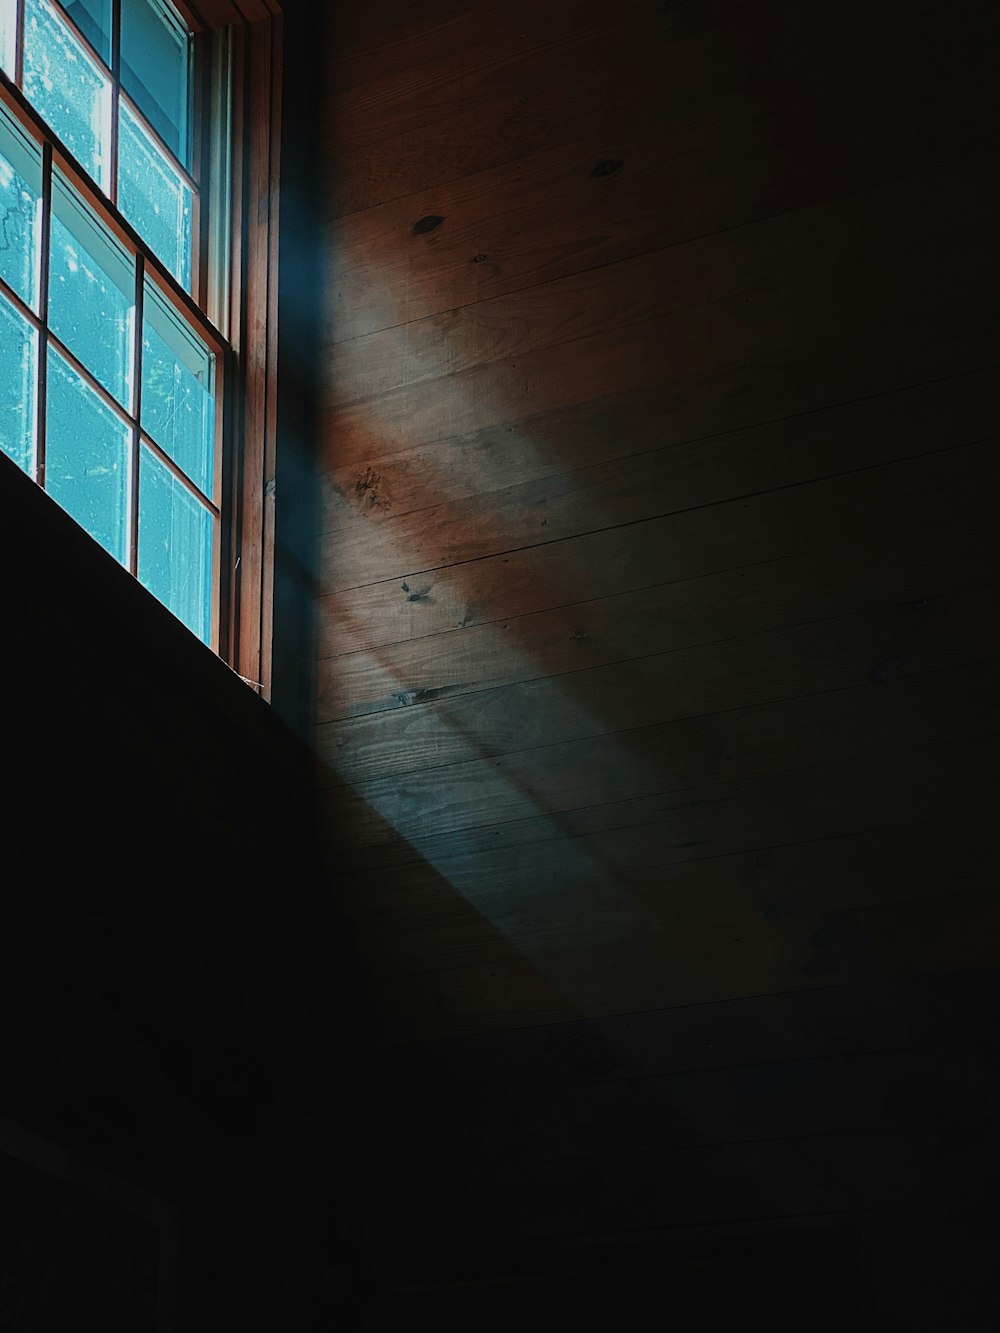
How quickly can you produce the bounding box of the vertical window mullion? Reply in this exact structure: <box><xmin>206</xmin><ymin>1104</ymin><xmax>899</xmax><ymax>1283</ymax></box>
<box><xmin>128</xmin><ymin>250</ymin><xmax>144</xmax><ymax>575</ymax></box>
<box><xmin>191</xmin><ymin>27</ymin><xmax>208</xmax><ymax>313</ymax></box>
<box><xmin>14</xmin><ymin>0</ymin><xmax>24</xmax><ymax>84</ymax></box>
<box><xmin>110</xmin><ymin>0</ymin><xmax>121</xmax><ymax>202</ymax></box>
<box><xmin>35</xmin><ymin>138</ymin><xmax>51</xmax><ymax>488</ymax></box>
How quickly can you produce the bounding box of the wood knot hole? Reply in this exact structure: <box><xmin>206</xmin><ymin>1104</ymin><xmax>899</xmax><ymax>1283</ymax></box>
<box><xmin>591</xmin><ymin>158</ymin><xmax>623</xmax><ymax>177</ymax></box>
<box><xmin>413</xmin><ymin>214</ymin><xmax>444</xmax><ymax>235</ymax></box>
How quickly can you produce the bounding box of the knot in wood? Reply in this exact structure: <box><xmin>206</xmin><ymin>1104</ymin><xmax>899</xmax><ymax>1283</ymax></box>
<box><xmin>413</xmin><ymin>214</ymin><xmax>444</xmax><ymax>235</ymax></box>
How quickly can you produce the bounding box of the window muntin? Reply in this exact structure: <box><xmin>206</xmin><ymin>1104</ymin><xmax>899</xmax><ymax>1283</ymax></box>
<box><xmin>0</xmin><ymin>2</ymin><xmax>226</xmax><ymax>648</ymax></box>
<box><xmin>7</xmin><ymin>0</ymin><xmax>197</xmax><ymax>288</ymax></box>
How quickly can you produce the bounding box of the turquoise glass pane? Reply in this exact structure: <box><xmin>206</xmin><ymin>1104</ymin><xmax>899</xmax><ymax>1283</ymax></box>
<box><xmin>0</xmin><ymin>100</ymin><xmax>44</xmax><ymax>310</ymax></box>
<box><xmin>0</xmin><ymin>292</ymin><xmax>38</xmax><ymax>475</ymax></box>
<box><xmin>23</xmin><ymin>0</ymin><xmax>112</xmax><ymax>193</ymax></box>
<box><xmin>121</xmin><ymin>0</ymin><xmax>191</xmax><ymax>165</ymax></box>
<box><xmin>46</xmin><ymin>347</ymin><xmax>130</xmax><ymax>562</ymax></box>
<box><xmin>138</xmin><ymin>443</ymin><xmax>212</xmax><ymax>642</ymax></box>
<box><xmin>62</xmin><ymin>0</ymin><xmax>113</xmax><ymax>64</ymax></box>
<box><xmin>119</xmin><ymin>99</ymin><xmax>192</xmax><ymax>288</ymax></box>
<box><xmin>49</xmin><ymin>171</ymin><xmax>136</xmax><ymax>408</ymax></box>
<box><xmin>1</xmin><ymin>0</ymin><xmax>16</xmax><ymax>78</ymax></box>
<box><xmin>141</xmin><ymin>277</ymin><xmax>214</xmax><ymax>494</ymax></box>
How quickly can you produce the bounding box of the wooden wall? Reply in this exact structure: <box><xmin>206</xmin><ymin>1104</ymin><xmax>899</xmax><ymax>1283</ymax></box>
<box><xmin>318</xmin><ymin>0</ymin><xmax>999</xmax><ymax>1325</ymax></box>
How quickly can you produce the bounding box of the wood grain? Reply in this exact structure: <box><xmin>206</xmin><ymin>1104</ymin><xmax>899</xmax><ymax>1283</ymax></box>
<box><xmin>318</xmin><ymin>438</ymin><xmax>997</xmax><ymax>667</ymax></box>
<box><xmin>320</xmin><ymin>217</ymin><xmax>996</xmax><ymax>470</ymax></box>
<box><xmin>345</xmin><ymin>811</ymin><xmax>998</xmax><ymax>977</ymax></box>
<box><xmin>327</xmin><ymin>658</ymin><xmax>1000</xmax><ymax>848</ymax></box>
<box><xmin>325</xmin><ymin>0</ymin><xmax>998</xmax><ymax>216</ymax></box>
<box><xmin>319</xmin><ymin>365</ymin><xmax>998</xmax><ymax>599</ymax></box>
<box><xmin>324</xmin><ymin>161</ymin><xmax>998</xmax><ymax>400</ymax></box>
<box><xmin>319</xmin><ymin>515</ymin><xmax>991</xmax><ymax>722</ymax></box>
<box><xmin>318</xmin><ymin>0</ymin><xmax>1000</xmax><ymax>1297</ymax></box>
<box><xmin>325</xmin><ymin>127</ymin><xmax>993</xmax><ymax>344</ymax></box>
<box><xmin>331</xmin><ymin>734</ymin><xmax>999</xmax><ymax>884</ymax></box>
<box><xmin>320</xmin><ymin>585</ymin><xmax>998</xmax><ymax>782</ymax></box>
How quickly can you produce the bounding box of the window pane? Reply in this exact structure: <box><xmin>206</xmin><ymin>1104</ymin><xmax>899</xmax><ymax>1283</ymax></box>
<box><xmin>62</xmin><ymin>0</ymin><xmax>113</xmax><ymax>64</ymax></box>
<box><xmin>46</xmin><ymin>346</ymin><xmax>130</xmax><ymax>562</ymax></box>
<box><xmin>49</xmin><ymin>171</ymin><xmax>136</xmax><ymax>407</ymax></box>
<box><xmin>0</xmin><ymin>0</ymin><xmax>16</xmax><ymax>78</ymax></box>
<box><xmin>141</xmin><ymin>277</ymin><xmax>214</xmax><ymax>495</ymax></box>
<box><xmin>138</xmin><ymin>443</ymin><xmax>212</xmax><ymax>642</ymax></box>
<box><xmin>23</xmin><ymin>0</ymin><xmax>113</xmax><ymax>193</ymax></box>
<box><xmin>118</xmin><ymin>99</ymin><xmax>192</xmax><ymax>288</ymax></box>
<box><xmin>0</xmin><ymin>100</ymin><xmax>44</xmax><ymax>310</ymax></box>
<box><xmin>0</xmin><ymin>292</ymin><xmax>38</xmax><ymax>475</ymax></box>
<box><xmin>121</xmin><ymin>0</ymin><xmax>191</xmax><ymax>165</ymax></box>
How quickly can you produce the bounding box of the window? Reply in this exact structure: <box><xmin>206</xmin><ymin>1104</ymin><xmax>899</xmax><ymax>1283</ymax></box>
<box><xmin>0</xmin><ymin>0</ymin><xmax>281</xmax><ymax>686</ymax></box>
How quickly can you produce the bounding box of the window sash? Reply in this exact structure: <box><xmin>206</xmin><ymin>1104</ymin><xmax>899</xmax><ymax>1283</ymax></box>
<box><xmin>2</xmin><ymin>0</ymin><xmax>281</xmax><ymax>689</ymax></box>
<box><xmin>0</xmin><ymin>71</ymin><xmax>228</xmax><ymax>647</ymax></box>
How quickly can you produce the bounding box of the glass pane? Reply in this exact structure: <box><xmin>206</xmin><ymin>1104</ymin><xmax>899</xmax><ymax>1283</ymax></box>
<box><xmin>138</xmin><ymin>443</ymin><xmax>212</xmax><ymax>643</ymax></box>
<box><xmin>62</xmin><ymin>0</ymin><xmax>113</xmax><ymax>64</ymax></box>
<box><xmin>23</xmin><ymin>0</ymin><xmax>113</xmax><ymax>193</ymax></box>
<box><xmin>121</xmin><ymin>0</ymin><xmax>191</xmax><ymax>165</ymax></box>
<box><xmin>0</xmin><ymin>100</ymin><xmax>44</xmax><ymax>310</ymax></box>
<box><xmin>46</xmin><ymin>346</ymin><xmax>130</xmax><ymax>562</ymax></box>
<box><xmin>49</xmin><ymin>171</ymin><xmax>135</xmax><ymax>407</ymax></box>
<box><xmin>0</xmin><ymin>0</ymin><xmax>16</xmax><ymax>78</ymax></box>
<box><xmin>0</xmin><ymin>292</ymin><xmax>38</xmax><ymax>475</ymax></box>
<box><xmin>141</xmin><ymin>277</ymin><xmax>213</xmax><ymax>495</ymax></box>
<box><xmin>119</xmin><ymin>99</ymin><xmax>192</xmax><ymax>288</ymax></box>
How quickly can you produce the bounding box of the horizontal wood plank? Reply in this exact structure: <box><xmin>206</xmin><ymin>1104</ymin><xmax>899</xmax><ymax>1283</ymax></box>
<box><xmin>327</xmin><ymin>658</ymin><xmax>1000</xmax><ymax>848</ymax></box>
<box><xmin>324</xmin><ymin>1</ymin><xmax>729</xmax><ymax>214</ymax></box>
<box><xmin>319</xmin><ymin>514</ymin><xmax>993</xmax><ymax>722</ymax></box>
<box><xmin>325</xmin><ymin>161</ymin><xmax>998</xmax><ymax>400</ymax></box>
<box><xmin>319</xmin><ymin>363</ymin><xmax>999</xmax><ymax>584</ymax></box>
<box><xmin>332</xmin><ymin>733</ymin><xmax>998</xmax><ymax>883</ymax></box>
<box><xmin>325</xmin><ymin>0</ymin><xmax>998</xmax><ymax>216</ymax></box>
<box><xmin>345</xmin><ymin>813</ymin><xmax>999</xmax><ymax>983</ymax></box>
<box><xmin>318</xmin><ymin>438</ymin><xmax>997</xmax><ymax>667</ymax></box>
<box><xmin>321</xmin><ymin>586</ymin><xmax>998</xmax><ymax>783</ymax></box>
<box><xmin>321</xmin><ymin>202</ymin><xmax>996</xmax><ymax>468</ymax></box>
<box><xmin>326</xmin><ymin>120</ymin><xmax>994</xmax><ymax>343</ymax></box>
<box><xmin>327</xmin><ymin>0</ymin><xmax>663</xmax><ymax>95</ymax></box>
<box><xmin>349</xmin><ymin>887</ymin><xmax>1000</xmax><ymax>1038</ymax></box>
<box><xmin>328</xmin><ymin>0</ymin><xmax>653</xmax><ymax>153</ymax></box>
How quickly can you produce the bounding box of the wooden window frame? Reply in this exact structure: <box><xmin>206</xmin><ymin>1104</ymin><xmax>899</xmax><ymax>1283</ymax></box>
<box><xmin>0</xmin><ymin>0</ymin><xmax>282</xmax><ymax>696</ymax></box>
<box><xmin>177</xmin><ymin>0</ymin><xmax>283</xmax><ymax>696</ymax></box>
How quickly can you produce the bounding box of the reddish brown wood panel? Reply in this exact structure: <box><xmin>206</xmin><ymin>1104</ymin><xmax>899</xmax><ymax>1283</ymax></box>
<box><xmin>318</xmin><ymin>0</ymin><xmax>1000</xmax><ymax>1318</ymax></box>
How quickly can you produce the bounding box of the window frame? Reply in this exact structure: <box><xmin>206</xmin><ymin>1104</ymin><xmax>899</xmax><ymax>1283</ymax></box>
<box><xmin>0</xmin><ymin>0</ymin><xmax>282</xmax><ymax>694</ymax></box>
